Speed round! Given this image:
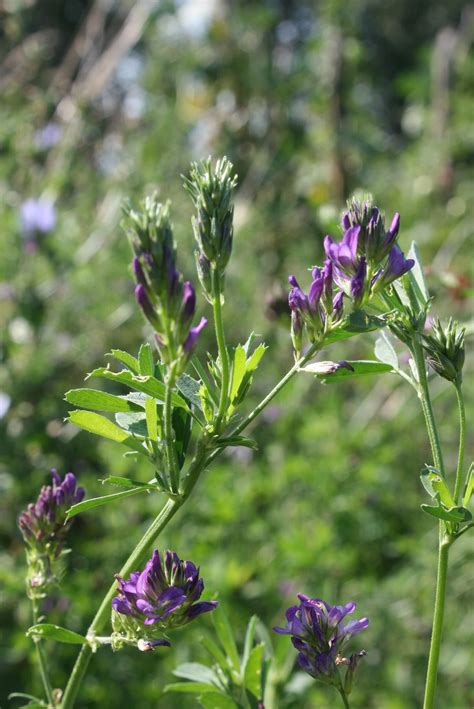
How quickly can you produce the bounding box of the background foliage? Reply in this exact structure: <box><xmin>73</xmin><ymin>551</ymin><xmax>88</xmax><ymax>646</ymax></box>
<box><xmin>0</xmin><ymin>0</ymin><xmax>472</xmax><ymax>706</ymax></box>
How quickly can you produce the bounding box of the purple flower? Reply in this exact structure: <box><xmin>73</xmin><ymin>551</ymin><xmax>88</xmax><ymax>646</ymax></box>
<box><xmin>324</xmin><ymin>226</ymin><xmax>361</xmax><ymax>277</ymax></box>
<box><xmin>112</xmin><ymin>549</ymin><xmax>217</xmax><ymax>644</ymax></box>
<box><xmin>181</xmin><ymin>281</ymin><xmax>196</xmax><ymax>322</ymax></box>
<box><xmin>135</xmin><ymin>284</ymin><xmax>159</xmax><ymax>328</ymax></box>
<box><xmin>349</xmin><ymin>256</ymin><xmax>367</xmax><ymax>306</ymax></box>
<box><xmin>183</xmin><ymin>316</ymin><xmax>208</xmax><ymax>354</ymax></box>
<box><xmin>273</xmin><ymin>595</ymin><xmax>368</xmax><ymax>689</ymax></box>
<box><xmin>18</xmin><ymin>470</ymin><xmax>84</xmax><ymax>558</ymax></box>
<box><xmin>373</xmin><ymin>245</ymin><xmax>415</xmax><ymax>291</ymax></box>
<box><xmin>20</xmin><ymin>199</ymin><xmax>56</xmax><ymax>235</ymax></box>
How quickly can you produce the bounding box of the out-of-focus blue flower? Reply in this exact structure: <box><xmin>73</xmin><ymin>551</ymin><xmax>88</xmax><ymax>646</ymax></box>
<box><xmin>273</xmin><ymin>594</ymin><xmax>368</xmax><ymax>692</ymax></box>
<box><xmin>20</xmin><ymin>199</ymin><xmax>56</xmax><ymax>235</ymax></box>
<box><xmin>34</xmin><ymin>122</ymin><xmax>62</xmax><ymax>150</ymax></box>
<box><xmin>112</xmin><ymin>549</ymin><xmax>217</xmax><ymax>648</ymax></box>
<box><xmin>183</xmin><ymin>316</ymin><xmax>208</xmax><ymax>354</ymax></box>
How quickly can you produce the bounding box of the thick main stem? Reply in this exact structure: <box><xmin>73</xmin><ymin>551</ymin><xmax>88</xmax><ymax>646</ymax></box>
<box><xmin>453</xmin><ymin>381</ymin><xmax>465</xmax><ymax>504</ymax></box>
<box><xmin>411</xmin><ymin>337</ymin><xmax>449</xmax><ymax>709</ymax></box>
<box><xmin>31</xmin><ymin>597</ymin><xmax>55</xmax><ymax>706</ymax></box>
<box><xmin>212</xmin><ymin>269</ymin><xmax>230</xmax><ymax>430</ymax></box>
<box><xmin>423</xmin><ymin>537</ymin><xmax>452</xmax><ymax>709</ymax></box>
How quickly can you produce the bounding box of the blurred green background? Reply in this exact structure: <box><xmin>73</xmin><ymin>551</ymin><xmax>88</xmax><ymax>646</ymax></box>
<box><xmin>0</xmin><ymin>0</ymin><xmax>472</xmax><ymax>707</ymax></box>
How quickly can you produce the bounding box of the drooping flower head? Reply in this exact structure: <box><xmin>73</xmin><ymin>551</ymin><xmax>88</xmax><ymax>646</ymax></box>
<box><xmin>273</xmin><ymin>595</ymin><xmax>368</xmax><ymax>694</ymax></box>
<box><xmin>18</xmin><ymin>470</ymin><xmax>84</xmax><ymax>594</ymax></box>
<box><xmin>112</xmin><ymin>549</ymin><xmax>217</xmax><ymax>649</ymax></box>
<box><xmin>123</xmin><ymin>196</ymin><xmax>207</xmax><ymax>369</ymax></box>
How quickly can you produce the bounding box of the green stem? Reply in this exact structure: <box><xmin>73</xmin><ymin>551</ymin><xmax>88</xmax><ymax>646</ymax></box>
<box><xmin>164</xmin><ymin>365</ymin><xmax>180</xmax><ymax>493</ymax></box>
<box><xmin>31</xmin><ymin>598</ymin><xmax>55</xmax><ymax>707</ymax></box>
<box><xmin>338</xmin><ymin>686</ymin><xmax>350</xmax><ymax>709</ymax></box>
<box><xmin>423</xmin><ymin>535</ymin><xmax>453</xmax><ymax>709</ymax></box>
<box><xmin>211</xmin><ymin>269</ymin><xmax>230</xmax><ymax>430</ymax></box>
<box><xmin>410</xmin><ymin>336</ymin><xmax>450</xmax><ymax>709</ymax></box>
<box><xmin>453</xmin><ymin>380</ymin><xmax>465</xmax><ymax>505</ymax></box>
<box><xmin>411</xmin><ymin>336</ymin><xmax>444</xmax><ymax>473</ymax></box>
<box><xmin>60</xmin><ymin>498</ymin><xmax>182</xmax><ymax>709</ymax></box>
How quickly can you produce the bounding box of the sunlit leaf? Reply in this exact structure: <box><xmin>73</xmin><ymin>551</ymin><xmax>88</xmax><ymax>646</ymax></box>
<box><xmin>27</xmin><ymin>624</ymin><xmax>87</xmax><ymax>645</ymax></box>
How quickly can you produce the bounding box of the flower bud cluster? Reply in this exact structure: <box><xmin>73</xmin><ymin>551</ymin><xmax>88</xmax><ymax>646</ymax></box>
<box><xmin>123</xmin><ymin>196</ymin><xmax>207</xmax><ymax>370</ymax></box>
<box><xmin>288</xmin><ymin>260</ymin><xmax>344</xmax><ymax>355</ymax></box>
<box><xmin>273</xmin><ymin>595</ymin><xmax>368</xmax><ymax>694</ymax></box>
<box><xmin>18</xmin><ymin>470</ymin><xmax>84</xmax><ymax>595</ymax></box>
<box><xmin>183</xmin><ymin>157</ymin><xmax>237</xmax><ymax>299</ymax></box>
<box><xmin>112</xmin><ymin>549</ymin><xmax>217</xmax><ymax>648</ymax></box>
<box><xmin>324</xmin><ymin>195</ymin><xmax>414</xmax><ymax>307</ymax></box>
<box><xmin>423</xmin><ymin>318</ymin><xmax>465</xmax><ymax>383</ymax></box>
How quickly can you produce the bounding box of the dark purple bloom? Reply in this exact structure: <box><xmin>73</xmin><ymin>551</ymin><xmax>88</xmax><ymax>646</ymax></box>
<box><xmin>18</xmin><ymin>470</ymin><xmax>84</xmax><ymax>557</ymax></box>
<box><xmin>181</xmin><ymin>281</ymin><xmax>196</xmax><ymax>321</ymax></box>
<box><xmin>20</xmin><ymin>199</ymin><xmax>56</xmax><ymax>235</ymax></box>
<box><xmin>273</xmin><ymin>595</ymin><xmax>368</xmax><ymax>689</ymax></box>
<box><xmin>132</xmin><ymin>256</ymin><xmax>148</xmax><ymax>288</ymax></box>
<box><xmin>112</xmin><ymin>549</ymin><xmax>217</xmax><ymax>643</ymax></box>
<box><xmin>135</xmin><ymin>284</ymin><xmax>159</xmax><ymax>327</ymax></box>
<box><xmin>183</xmin><ymin>316</ymin><xmax>208</xmax><ymax>354</ymax></box>
<box><xmin>373</xmin><ymin>245</ymin><xmax>414</xmax><ymax>291</ymax></box>
<box><xmin>324</xmin><ymin>226</ymin><xmax>360</xmax><ymax>276</ymax></box>
<box><xmin>349</xmin><ymin>256</ymin><xmax>367</xmax><ymax>305</ymax></box>
<box><xmin>332</xmin><ymin>291</ymin><xmax>344</xmax><ymax>320</ymax></box>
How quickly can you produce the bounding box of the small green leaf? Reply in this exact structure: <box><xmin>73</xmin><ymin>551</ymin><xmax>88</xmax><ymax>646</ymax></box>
<box><xmin>145</xmin><ymin>399</ymin><xmax>158</xmax><ymax>441</ymax></box>
<box><xmin>87</xmin><ymin>367</ymin><xmax>188</xmax><ymax>410</ymax></box>
<box><xmin>165</xmin><ymin>683</ymin><xmax>218</xmax><ymax>694</ymax></box>
<box><xmin>173</xmin><ymin>663</ymin><xmax>220</xmax><ymax>686</ymax></box>
<box><xmin>245</xmin><ymin>343</ymin><xmax>267</xmax><ymax>372</ymax></box>
<box><xmin>212</xmin><ymin>605</ymin><xmax>240</xmax><ymax>672</ymax></box>
<box><xmin>138</xmin><ymin>343</ymin><xmax>155</xmax><ymax>376</ymax></box>
<box><xmin>420</xmin><ymin>467</ymin><xmax>455</xmax><ymax>507</ymax></box>
<box><xmin>420</xmin><ymin>504</ymin><xmax>472</xmax><ymax>523</ymax></box>
<box><xmin>66</xmin><ymin>487</ymin><xmax>148</xmax><ymax>518</ymax></box>
<box><xmin>114</xmin><ymin>412</ymin><xmax>148</xmax><ymax>438</ymax></box>
<box><xmin>244</xmin><ymin>643</ymin><xmax>264</xmax><ymax>699</ymax></box>
<box><xmin>65</xmin><ymin>389</ymin><xmax>142</xmax><ymax>413</ymax></box>
<box><xmin>302</xmin><ymin>360</ymin><xmax>392</xmax><ymax>382</ymax></box>
<box><xmin>201</xmin><ymin>636</ymin><xmax>229</xmax><ymax>669</ymax></box>
<box><xmin>241</xmin><ymin>616</ymin><xmax>258</xmax><ymax>676</ymax></box>
<box><xmin>107</xmin><ymin>349</ymin><xmax>139</xmax><ymax>373</ymax></box>
<box><xmin>326</xmin><ymin>311</ymin><xmax>386</xmax><ymax>344</ymax></box>
<box><xmin>230</xmin><ymin>345</ymin><xmax>247</xmax><ymax>402</ymax></box>
<box><xmin>462</xmin><ymin>463</ymin><xmax>474</xmax><ymax>507</ymax></box>
<box><xmin>177</xmin><ymin>373</ymin><xmax>203</xmax><ymax>410</ymax></box>
<box><xmin>68</xmin><ymin>410</ymin><xmax>145</xmax><ymax>452</ymax></box>
<box><xmin>172</xmin><ymin>407</ymin><xmax>192</xmax><ymax>468</ymax></box>
<box><xmin>198</xmin><ymin>694</ymin><xmax>236</xmax><ymax>709</ymax></box>
<box><xmin>374</xmin><ymin>331</ymin><xmax>398</xmax><ymax>369</ymax></box>
<box><xmin>27</xmin><ymin>624</ymin><xmax>87</xmax><ymax>645</ymax></box>
<box><xmin>100</xmin><ymin>476</ymin><xmax>160</xmax><ymax>490</ymax></box>
<box><xmin>407</xmin><ymin>241</ymin><xmax>430</xmax><ymax>303</ymax></box>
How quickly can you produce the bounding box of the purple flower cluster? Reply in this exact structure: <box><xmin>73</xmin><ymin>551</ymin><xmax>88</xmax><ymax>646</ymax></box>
<box><xmin>288</xmin><ymin>196</ymin><xmax>414</xmax><ymax>353</ymax></box>
<box><xmin>324</xmin><ymin>197</ymin><xmax>414</xmax><ymax>305</ymax></box>
<box><xmin>112</xmin><ymin>549</ymin><xmax>217</xmax><ymax>645</ymax></box>
<box><xmin>273</xmin><ymin>595</ymin><xmax>368</xmax><ymax>691</ymax></box>
<box><xmin>18</xmin><ymin>470</ymin><xmax>84</xmax><ymax>558</ymax></box>
<box><xmin>288</xmin><ymin>260</ymin><xmax>344</xmax><ymax>353</ymax></box>
<box><xmin>124</xmin><ymin>197</ymin><xmax>207</xmax><ymax>368</ymax></box>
